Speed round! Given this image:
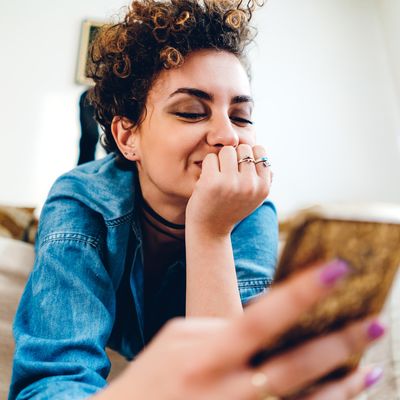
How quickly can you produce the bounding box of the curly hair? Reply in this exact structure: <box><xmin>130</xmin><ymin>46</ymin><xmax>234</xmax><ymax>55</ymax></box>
<box><xmin>87</xmin><ymin>0</ymin><xmax>264</xmax><ymax>159</ymax></box>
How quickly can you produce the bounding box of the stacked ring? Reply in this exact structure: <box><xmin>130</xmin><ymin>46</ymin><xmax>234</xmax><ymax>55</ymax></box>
<box><xmin>238</xmin><ymin>156</ymin><xmax>255</xmax><ymax>164</ymax></box>
<box><xmin>254</xmin><ymin>156</ymin><xmax>271</xmax><ymax>168</ymax></box>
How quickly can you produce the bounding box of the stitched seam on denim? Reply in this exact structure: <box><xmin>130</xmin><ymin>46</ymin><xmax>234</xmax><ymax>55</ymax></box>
<box><xmin>41</xmin><ymin>232</ymin><xmax>100</xmax><ymax>248</ymax></box>
<box><xmin>105</xmin><ymin>212</ymin><xmax>134</xmax><ymax>227</ymax></box>
<box><xmin>237</xmin><ymin>279</ymin><xmax>273</xmax><ymax>288</ymax></box>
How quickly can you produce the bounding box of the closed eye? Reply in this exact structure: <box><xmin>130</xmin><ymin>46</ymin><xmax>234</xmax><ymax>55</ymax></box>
<box><xmin>174</xmin><ymin>112</ymin><xmax>207</xmax><ymax>120</ymax></box>
<box><xmin>174</xmin><ymin>113</ymin><xmax>253</xmax><ymax>125</ymax></box>
<box><xmin>230</xmin><ymin>116</ymin><xmax>253</xmax><ymax>125</ymax></box>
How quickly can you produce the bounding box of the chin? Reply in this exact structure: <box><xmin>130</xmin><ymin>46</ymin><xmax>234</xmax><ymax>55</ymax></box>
<box><xmin>182</xmin><ymin>180</ymin><xmax>197</xmax><ymax>201</ymax></box>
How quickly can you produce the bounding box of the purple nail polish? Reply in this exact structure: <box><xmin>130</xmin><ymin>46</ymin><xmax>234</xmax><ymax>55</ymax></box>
<box><xmin>365</xmin><ymin>367</ymin><xmax>383</xmax><ymax>388</ymax></box>
<box><xmin>367</xmin><ymin>321</ymin><xmax>386</xmax><ymax>340</ymax></box>
<box><xmin>319</xmin><ymin>259</ymin><xmax>349</xmax><ymax>286</ymax></box>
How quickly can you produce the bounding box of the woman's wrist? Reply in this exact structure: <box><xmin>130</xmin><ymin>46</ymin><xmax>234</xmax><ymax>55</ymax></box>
<box><xmin>185</xmin><ymin>221</ymin><xmax>242</xmax><ymax>317</ymax></box>
<box><xmin>185</xmin><ymin>217</ymin><xmax>233</xmax><ymax>239</ymax></box>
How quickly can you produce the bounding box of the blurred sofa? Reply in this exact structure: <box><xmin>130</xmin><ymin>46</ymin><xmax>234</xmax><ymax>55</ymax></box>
<box><xmin>0</xmin><ymin>207</ymin><xmax>127</xmax><ymax>399</ymax></box>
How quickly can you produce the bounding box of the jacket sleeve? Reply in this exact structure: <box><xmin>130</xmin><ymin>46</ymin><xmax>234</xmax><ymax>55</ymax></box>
<box><xmin>231</xmin><ymin>200</ymin><xmax>279</xmax><ymax>305</ymax></box>
<box><xmin>9</xmin><ymin>201</ymin><xmax>116</xmax><ymax>399</ymax></box>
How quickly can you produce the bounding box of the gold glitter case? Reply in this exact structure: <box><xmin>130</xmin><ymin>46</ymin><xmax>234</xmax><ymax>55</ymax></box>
<box><xmin>252</xmin><ymin>203</ymin><xmax>400</xmax><ymax>387</ymax></box>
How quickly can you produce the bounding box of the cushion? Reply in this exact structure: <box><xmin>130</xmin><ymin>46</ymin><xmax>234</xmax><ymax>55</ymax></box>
<box><xmin>0</xmin><ymin>206</ymin><xmax>38</xmax><ymax>244</ymax></box>
<box><xmin>0</xmin><ymin>237</ymin><xmax>35</xmax><ymax>399</ymax></box>
<box><xmin>0</xmin><ymin>237</ymin><xmax>127</xmax><ymax>398</ymax></box>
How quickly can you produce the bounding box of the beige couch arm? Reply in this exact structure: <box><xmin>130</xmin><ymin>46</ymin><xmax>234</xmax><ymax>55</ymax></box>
<box><xmin>0</xmin><ymin>237</ymin><xmax>128</xmax><ymax>398</ymax></box>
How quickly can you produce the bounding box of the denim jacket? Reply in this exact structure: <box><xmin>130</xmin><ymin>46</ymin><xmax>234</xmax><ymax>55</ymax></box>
<box><xmin>9</xmin><ymin>154</ymin><xmax>278</xmax><ymax>400</ymax></box>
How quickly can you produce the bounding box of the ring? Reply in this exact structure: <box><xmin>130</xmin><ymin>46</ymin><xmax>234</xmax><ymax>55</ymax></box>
<box><xmin>254</xmin><ymin>156</ymin><xmax>271</xmax><ymax>168</ymax></box>
<box><xmin>238</xmin><ymin>156</ymin><xmax>255</xmax><ymax>164</ymax></box>
<box><xmin>251</xmin><ymin>372</ymin><xmax>280</xmax><ymax>400</ymax></box>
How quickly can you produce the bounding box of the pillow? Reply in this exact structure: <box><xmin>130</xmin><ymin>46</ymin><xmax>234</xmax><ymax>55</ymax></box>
<box><xmin>0</xmin><ymin>237</ymin><xmax>127</xmax><ymax>397</ymax></box>
<box><xmin>0</xmin><ymin>237</ymin><xmax>35</xmax><ymax>398</ymax></box>
<box><xmin>0</xmin><ymin>206</ymin><xmax>38</xmax><ymax>244</ymax></box>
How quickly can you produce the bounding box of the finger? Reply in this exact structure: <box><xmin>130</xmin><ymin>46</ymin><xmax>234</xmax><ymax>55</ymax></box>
<box><xmin>299</xmin><ymin>366</ymin><xmax>384</xmax><ymax>400</ymax></box>
<box><xmin>163</xmin><ymin>317</ymin><xmax>229</xmax><ymax>338</ymax></box>
<box><xmin>252</xmin><ymin>145</ymin><xmax>271</xmax><ymax>182</ymax></box>
<box><xmin>253</xmin><ymin>316</ymin><xmax>385</xmax><ymax>396</ymax></box>
<box><xmin>207</xmin><ymin>259</ymin><xmax>350</xmax><ymax>367</ymax></box>
<box><xmin>218</xmin><ymin>146</ymin><xmax>238</xmax><ymax>174</ymax></box>
<box><xmin>201</xmin><ymin>152</ymin><xmax>220</xmax><ymax>177</ymax></box>
<box><xmin>161</xmin><ymin>318</ymin><xmax>229</xmax><ymax>351</ymax></box>
<box><xmin>237</xmin><ymin>144</ymin><xmax>255</xmax><ymax>173</ymax></box>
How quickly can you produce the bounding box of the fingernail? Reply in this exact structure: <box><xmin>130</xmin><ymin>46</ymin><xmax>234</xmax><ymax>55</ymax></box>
<box><xmin>365</xmin><ymin>366</ymin><xmax>383</xmax><ymax>388</ymax></box>
<box><xmin>367</xmin><ymin>321</ymin><xmax>386</xmax><ymax>340</ymax></box>
<box><xmin>319</xmin><ymin>259</ymin><xmax>349</xmax><ymax>286</ymax></box>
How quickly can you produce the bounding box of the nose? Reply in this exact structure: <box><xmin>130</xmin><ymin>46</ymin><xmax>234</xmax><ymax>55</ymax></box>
<box><xmin>206</xmin><ymin>115</ymin><xmax>239</xmax><ymax>148</ymax></box>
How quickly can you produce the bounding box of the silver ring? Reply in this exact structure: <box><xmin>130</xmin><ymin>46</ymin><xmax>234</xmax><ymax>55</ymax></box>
<box><xmin>250</xmin><ymin>372</ymin><xmax>280</xmax><ymax>400</ymax></box>
<box><xmin>238</xmin><ymin>156</ymin><xmax>255</xmax><ymax>165</ymax></box>
<box><xmin>254</xmin><ymin>156</ymin><xmax>271</xmax><ymax>168</ymax></box>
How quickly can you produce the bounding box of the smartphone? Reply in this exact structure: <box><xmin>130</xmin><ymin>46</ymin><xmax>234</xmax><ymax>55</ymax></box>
<box><xmin>250</xmin><ymin>203</ymin><xmax>400</xmax><ymax>384</ymax></box>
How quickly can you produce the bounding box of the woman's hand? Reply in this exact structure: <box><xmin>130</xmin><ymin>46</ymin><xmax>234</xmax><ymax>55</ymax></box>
<box><xmin>96</xmin><ymin>260</ymin><xmax>384</xmax><ymax>400</ymax></box>
<box><xmin>185</xmin><ymin>144</ymin><xmax>272</xmax><ymax>236</ymax></box>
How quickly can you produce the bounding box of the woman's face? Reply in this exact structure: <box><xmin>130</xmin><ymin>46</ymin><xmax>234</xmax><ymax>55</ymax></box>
<box><xmin>129</xmin><ymin>49</ymin><xmax>255</xmax><ymax>204</ymax></box>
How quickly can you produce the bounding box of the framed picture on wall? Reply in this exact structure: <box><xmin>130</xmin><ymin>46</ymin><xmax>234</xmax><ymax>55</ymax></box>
<box><xmin>75</xmin><ymin>20</ymin><xmax>105</xmax><ymax>86</ymax></box>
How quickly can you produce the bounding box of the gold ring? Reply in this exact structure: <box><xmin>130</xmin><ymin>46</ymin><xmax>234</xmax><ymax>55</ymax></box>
<box><xmin>238</xmin><ymin>156</ymin><xmax>255</xmax><ymax>164</ymax></box>
<box><xmin>250</xmin><ymin>371</ymin><xmax>281</xmax><ymax>400</ymax></box>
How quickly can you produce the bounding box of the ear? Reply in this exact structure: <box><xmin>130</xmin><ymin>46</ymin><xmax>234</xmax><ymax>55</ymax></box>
<box><xmin>111</xmin><ymin>116</ymin><xmax>140</xmax><ymax>161</ymax></box>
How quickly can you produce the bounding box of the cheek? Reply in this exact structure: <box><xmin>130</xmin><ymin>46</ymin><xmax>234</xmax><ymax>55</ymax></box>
<box><xmin>166</xmin><ymin>131</ymin><xmax>202</xmax><ymax>158</ymax></box>
<box><xmin>238</xmin><ymin>129</ymin><xmax>256</xmax><ymax>146</ymax></box>
<box><xmin>144</xmin><ymin>136</ymin><xmax>196</xmax><ymax>171</ymax></box>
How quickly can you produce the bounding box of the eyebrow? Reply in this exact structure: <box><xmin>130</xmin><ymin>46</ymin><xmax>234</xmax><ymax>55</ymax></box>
<box><xmin>168</xmin><ymin>87</ymin><xmax>254</xmax><ymax>105</ymax></box>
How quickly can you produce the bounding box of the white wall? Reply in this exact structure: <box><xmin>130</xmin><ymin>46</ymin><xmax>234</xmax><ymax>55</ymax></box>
<box><xmin>376</xmin><ymin>0</ymin><xmax>400</xmax><ymax>106</ymax></box>
<box><xmin>0</xmin><ymin>0</ymin><xmax>130</xmax><ymax>207</ymax></box>
<box><xmin>251</xmin><ymin>0</ymin><xmax>400</xmax><ymax>215</ymax></box>
<box><xmin>1</xmin><ymin>0</ymin><xmax>399</xmax><ymax>215</ymax></box>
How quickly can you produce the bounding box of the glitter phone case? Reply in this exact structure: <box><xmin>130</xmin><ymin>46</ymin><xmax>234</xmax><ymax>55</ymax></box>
<box><xmin>251</xmin><ymin>203</ymin><xmax>400</xmax><ymax>389</ymax></box>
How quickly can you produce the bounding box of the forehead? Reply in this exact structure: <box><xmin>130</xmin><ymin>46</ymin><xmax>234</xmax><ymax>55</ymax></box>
<box><xmin>149</xmin><ymin>49</ymin><xmax>251</xmax><ymax>102</ymax></box>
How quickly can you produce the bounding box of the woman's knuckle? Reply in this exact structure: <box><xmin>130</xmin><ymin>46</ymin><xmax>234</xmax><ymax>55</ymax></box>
<box><xmin>253</xmin><ymin>144</ymin><xmax>266</xmax><ymax>155</ymax></box>
<box><xmin>287</xmin><ymin>285</ymin><xmax>313</xmax><ymax>307</ymax></box>
<box><xmin>179</xmin><ymin>362</ymin><xmax>200</xmax><ymax>386</ymax></box>
<box><xmin>257</xmin><ymin>182</ymin><xmax>269</xmax><ymax>199</ymax></box>
<box><xmin>206</xmin><ymin>177</ymin><xmax>221</xmax><ymax>194</ymax></box>
<box><xmin>208</xmin><ymin>180</ymin><xmax>219</xmax><ymax>193</ymax></box>
<box><xmin>341</xmin><ymin>324</ymin><xmax>367</xmax><ymax>354</ymax></box>
<box><xmin>237</xmin><ymin>143</ymin><xmax>250</xmax><ymax>153</ymax></box>
<box><xmin>204</xmin><ymin>152</ymin><xmax>217</xmax><ymax>164</ymax></box>
<box><xmin>229</xmin><ymin>182</ymin><xmax>240</xmax><ymax>196</ymax></box>
<box><xmin>163</xmin><ymin>317</ymin><xmax>186</xmax><ymax>334</ymax></box>
<box><xmin>240</xmin><ymin>179</ymin><xmax>257</xmax><ymax>195</ymax></box>
<box><xmin>334</xmin><ymin>336</ymin><xmax>356</xmax><ymax>360</ymax></box>
<box><xmin>240</xmin><ymin>185</ymin><xmax>253</xmax><ymax>197</ymax></box>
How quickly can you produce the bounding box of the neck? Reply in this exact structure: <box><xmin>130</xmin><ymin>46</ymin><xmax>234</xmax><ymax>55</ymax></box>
<box><xmin>141</xmin><ymin>198</ymin><xmax>185</xmax><ymax>230</ymax></box>
<box><xmin>141</xmin><ymin>208</ymin><xmax>186</xmax><ymax>245</ymax></box>
<box><xmin>138</xmin><ymin>176</ymin><xmax>187</xmax><ymax>227</ymax></box>
<box><xmin>138</xmin><ymin>192</ymin><xmax>187</xmax><ymax>246</ymax></box>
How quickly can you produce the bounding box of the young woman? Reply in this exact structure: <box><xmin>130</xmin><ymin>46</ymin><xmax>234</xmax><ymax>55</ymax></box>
<box><xmin>10</xmin><ymin>1</ymin><xmax>385</xmax><ymax>399</ymax></box>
